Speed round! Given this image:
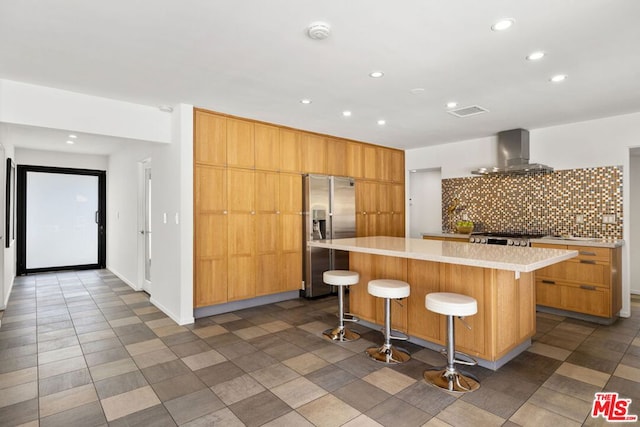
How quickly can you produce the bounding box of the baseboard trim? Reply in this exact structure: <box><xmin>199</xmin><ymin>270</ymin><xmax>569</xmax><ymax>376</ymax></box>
<box><xmin>194</xmin><ymin>291</ymin><xmax>300</xmax><ymax>319</ymax></box>
<box><xmin>106</xmin><ymin>266</ymin><xmax>141</xmax><ymax>291</ymax></box>
<box><xmin>149</xmin><ymin>296</ymin><xmax>194</xmax><ymax>326</ymax></box>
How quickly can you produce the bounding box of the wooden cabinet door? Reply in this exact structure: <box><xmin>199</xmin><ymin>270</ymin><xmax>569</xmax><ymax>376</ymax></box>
<box><xmin>441</xmin><ymin>264</ymin><xmax>486</xmax><ymax>355</ymax></box>
<box><xmin>326</xmin><ymin>138</ymin><xmax>348</xmax><ymax>177</ymax></box>
<box><xmin>362</xmin><ymin>145</ymin><xmax>378</xmax><ymax>180</ymax></box>
<box><xmin>227</xmin><ymin>118</ymin><xmax>255</xmax><ymax>169</ymax></box>
<box><xmin>227</xmin><ymin>213</ymin><xmax>256</xmax><ymax>301</ymax></box>
<box><xmin>346</xmin><ymin>142</ymin><xmax>363</xmax><ymax>178</ymax></box>
<box><xmin>194</xmin><ymin>166</ymin><xmax>228</xmax><ymax>307</ymax></box>
<box><xmin>535</xmin><ymin>279</ymin><xmax>562</xmax><ymax>308</ymax></box>
<box><xmin>255</xmin><ymin>172</ymin><xmax>279</xmax><ymax>296</ymax></box>
<box><xmin>301</xmin><ymin>133</ymin><xmax>327</xmax><ymax>174</ymax></box>
<box><xmin>194</xmin><ymin>110</ymin><xmax>226</xmax><ymax>165</ymax></box>
<box><xmin>407</xmin><ymin>260</ymin><xmax>442</xmax><ymax>342</ymax></box>
<box><xmin>227</xmin><ymin>169</ymin><xmax>255</xmax><ymax>212</ymax></box>
<box><xmin>279</xmin><ymin>173</ymin><xmax>302</xmax><ymax>291</ymax></box>
<box><xmin>194</xmin><ymin>213</ymin><xmax>227</xmax><ymax>307</ymax></box>
<box><xmin>279</xmin><ymin>129</ymin><xmax>302</xmax><ymax>173</ymax></box>
<box><xmin>255</xmin><ymin>123</ymin><xmax>280</xmax><ymax>171</ymax></box>
<box><xmin>373</xmin><ymin>256</ymin><xmax>409</xmax><ymax>332</ymax></box>
<box><xmin>562</xmin><ymin>285</ymin><xmax>609</xmax><ymax>317</ymax></box>
<box><xmin>390</xmin><ymin>149</ymin><xmax>405</xmax><ymax>183</ymax></box>
<box><xmin>390</xmin><ymin>183</ymin><xmax>405</xmax><ymax>237</ymax></box>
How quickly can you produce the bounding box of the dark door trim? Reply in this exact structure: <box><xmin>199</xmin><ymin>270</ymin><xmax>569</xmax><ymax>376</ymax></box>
<box><xmin>17</xmin><ymin>165</ymin><xmax>107</xmax><ymax>275</ymax></box>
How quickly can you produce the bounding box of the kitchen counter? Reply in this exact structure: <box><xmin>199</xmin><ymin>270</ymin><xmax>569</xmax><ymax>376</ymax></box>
<box><xmin>422</xmin><ymin>232</ymin><xmax>624</xmax><ymax>248</ymax></box>
<box><xmin>310</xmin><ymin>236</ymin><xmax>578</xmax><ymax>369</ymax></box>
<box><xmin>309</xmin><ymin>236</ymin><xmax>577</xmax><ymax>272</ymax></box>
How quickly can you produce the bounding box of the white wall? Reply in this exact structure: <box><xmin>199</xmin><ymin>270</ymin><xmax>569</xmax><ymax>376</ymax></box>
<box><xmin>15</xmin><ymin>148</ymin><xmax>108</xmax><ymax>170</ymax></box>
<box><xmin>630</xmin><ymin>149</ymin><xmax>640</xmax><ymax>294</ymax></box>
<box><xmin>0</xmin><ymin>129</ymin><xmax>16</xmax><ymax>309</ymax></box>
<box><xmin>147</xmin><ymin>104</ymin><xmax>194</xmax><ymax>325</ymax></box>
<box><xmin>0</xmin><ymin>80</ymin><xmax>172</xmax><ymax>144</ymax></box>
<box><xmin>106</xmin><ymin>142</ymin><xmax>153</xmax><ymax>289</ymax></box>
<box><xmin>405</xmin><ymin>111</ymin><xmax>640</xmax><ymax>317</ymax></box>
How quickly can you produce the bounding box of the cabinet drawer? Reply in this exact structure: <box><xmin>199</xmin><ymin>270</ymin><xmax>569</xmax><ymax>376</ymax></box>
<box><xmin>561</xmin><ymin>285</ymin><xmax>609</xmax><ymax>317</ymax></box>
<box><xmin>564</xmin><ymin>261</ymin><xmax>610</xmax><ymax>288</ymax></box>
<box><xmin>535</xmin><ymin>279</ymin><xmax>562</xmax><ymax>308</ymax></box>
<box><xmin>572</xmin><ymin>246</ymin><xmax>610</xmax><ymax>262</ymax></box>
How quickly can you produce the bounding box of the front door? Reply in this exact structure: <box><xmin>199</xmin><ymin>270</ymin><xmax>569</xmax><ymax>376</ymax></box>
<box><xmin>17</xmin><ymin>165</ymin><xmax>106</xmax><ymax>274</ymax></box>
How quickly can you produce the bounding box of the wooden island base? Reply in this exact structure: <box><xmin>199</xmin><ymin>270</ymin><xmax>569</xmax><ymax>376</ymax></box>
<box><xmin>348</xmin><ymin>252</ymin><xmax>537</xmax><ymax>370</ymax></box>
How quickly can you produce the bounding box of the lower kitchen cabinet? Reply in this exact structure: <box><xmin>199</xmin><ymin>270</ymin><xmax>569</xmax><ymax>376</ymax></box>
<box><xmin>532</xmin><ymin>243</ymin><xmax>622</xmax><ymax>319</ymax></box>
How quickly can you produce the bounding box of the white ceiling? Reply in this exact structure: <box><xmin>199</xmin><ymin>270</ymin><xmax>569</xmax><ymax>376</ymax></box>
<box><xmin>1</xmin><ymin>0</ymin><xmax>640</xmax><ymax>152</ymax></box>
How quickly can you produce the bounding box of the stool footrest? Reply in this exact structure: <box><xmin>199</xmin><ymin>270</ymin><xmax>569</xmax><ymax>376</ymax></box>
<box><xmin>438</xmin><ymin>349</ymin><xmax>478</xmax><ymax>366</ymax></box>
<box><xmin>342</xmin><ymin>313</ymin><xmax>359</xmax><ymax>323</ymax></box>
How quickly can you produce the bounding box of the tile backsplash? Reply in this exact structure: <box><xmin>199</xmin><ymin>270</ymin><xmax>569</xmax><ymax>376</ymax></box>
<box><xmin>442</xmin><ymin>166</ymin><xmax>623</xmax><ymax>239</ymax></box>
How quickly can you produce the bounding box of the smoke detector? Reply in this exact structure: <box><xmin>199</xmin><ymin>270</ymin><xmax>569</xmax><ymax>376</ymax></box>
<box><xmin>307</xmin><ymin>22</ymin><xmax>331</xmax><ymax>40</ymax></box>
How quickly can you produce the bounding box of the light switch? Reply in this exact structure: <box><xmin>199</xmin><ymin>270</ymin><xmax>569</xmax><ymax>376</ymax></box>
<box><xmin>175</xmin><ymin>213</ymin><xmax>179</xmax><ymax>224</ymax></box>
<box><xmin>163</xmin><ymin>213</ymin><xmax>167</xmax><ymax>224</ymax></box>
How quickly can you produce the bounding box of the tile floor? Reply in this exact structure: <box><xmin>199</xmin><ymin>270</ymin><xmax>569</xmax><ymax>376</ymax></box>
<box><xmin>0</xmin><ymin>270</ymin><xmax>639</xmax><ymax>426</ymax></box>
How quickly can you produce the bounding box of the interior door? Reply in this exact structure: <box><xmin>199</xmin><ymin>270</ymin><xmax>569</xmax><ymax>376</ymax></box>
<box><xmin>141</xmin><ymin>162</ymin><xmax>152</xmax><ymax>291</ymax></box>
<box><xmin>17</xmin><ymin>166</ymin><xmax>106</xmax><ymax>274</ymax></box>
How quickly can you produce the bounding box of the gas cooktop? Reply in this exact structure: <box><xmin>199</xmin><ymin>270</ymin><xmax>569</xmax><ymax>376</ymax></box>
<box><xmin>469</xmin><ymin>232</ymin><xmax>547</xmax><ymax>246</ymax></box>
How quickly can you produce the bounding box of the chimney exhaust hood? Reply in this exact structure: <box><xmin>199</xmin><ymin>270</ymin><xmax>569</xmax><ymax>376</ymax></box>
<box><xmin>472</xmin><ymin>129</ymin><xmax>553</xmax><ymax>176</ymax></box>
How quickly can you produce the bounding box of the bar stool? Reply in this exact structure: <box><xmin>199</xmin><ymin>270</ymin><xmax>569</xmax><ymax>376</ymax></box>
<box><xmin>423</xmin><ymin>292</ymin><xmax>480</xmax><ymax>393</ymax></box>
<box><xmin>322</xmin><ymin>270</ymin><xmax>360</xmax><ymax>342</ymax></box>
<box><xmin>365</xmin><ymin>279</ymin><xmax>411</xmax><ymax>364</ymax></box>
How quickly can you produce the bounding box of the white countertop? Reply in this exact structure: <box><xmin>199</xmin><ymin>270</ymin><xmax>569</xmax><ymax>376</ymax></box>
<box><xmin>421</xmin><ymin>232</ymin><xmax>624</xmax><ymax>248</ymax></box>
<box><xmin>309</xmin><ymin>236</ymin><xmax>577</xmax><ymax>272</ymax></box>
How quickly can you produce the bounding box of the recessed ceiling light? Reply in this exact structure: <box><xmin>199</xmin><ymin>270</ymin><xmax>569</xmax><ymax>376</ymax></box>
<box><xmin>342</xmin><ymin>111</ymin><xmax>352</xmax><ymax>117</ymax></box>
<box><xmin>491</xmin><ymin>18</ymin><xmax>514</xmax><ymax>31</ymax></box>
<box><xmin>369</xmin><ymin>71</ymin><xmax>384</xmax><ymax>78</ymax></box>
<box><xmin>526</xmin><ymin>51</ymin><xmax>545</xmax><ymax>61</ymax></box>
<box><xmin>68</xmin><ymin>134</ymin><xmax>77</xmax><ymax>139</ymax></box>
<box><xmin>446</xmin><ymin>102</ymin><xmax>458</xmax><ymax>109</ymax></box>
<box><xmin>300</xmin><ymin>99</ymin><xmax>312</xmax><ymax>104</ymax></box>
<box><xmin>550</xmin><ymin>74</ymin><xmax>567</xmax><ymax>83</ymax></box>
<box><xmin>377</xmin><ymin>120</ymin><xmax>386</xmax><ymax>125</ymax></box>
<box><xmin>66</xmin><ymin>140</ymin><xmax>75</xmax><ymax>145</ymax></box>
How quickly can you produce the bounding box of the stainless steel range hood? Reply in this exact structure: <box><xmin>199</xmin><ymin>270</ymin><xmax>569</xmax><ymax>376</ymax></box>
<box><xmin>472</xmin><ymin>129</ymin><xmax>553</xmax><ymax>176</ymax></box>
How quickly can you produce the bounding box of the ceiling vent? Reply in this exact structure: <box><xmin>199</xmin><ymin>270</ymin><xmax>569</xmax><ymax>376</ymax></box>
<box><xmin>447</xmin><ymin>105</ymin><xmax>489</xmax><ymax>118</ymax></box>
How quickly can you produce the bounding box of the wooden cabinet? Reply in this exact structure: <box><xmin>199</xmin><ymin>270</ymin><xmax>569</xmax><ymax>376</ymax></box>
<box><xmin>348</xmin><ymin>253</ymin><xmax>408</xmax><ymax>332</ymax></box>
<box><xmin>279</xmin><ymin>129</ymin><xmax>302</xmax><ymax>173</ymax></box>
<box><xmin>301</xmin><ymin>133</ymin><xmax>327</xmax><ymax>174</ymax></box>
<box><xmin>326</xmin><ymin>138</ymin><xmax>348</xmax><ymax>177</ymax></box>
<box><xmin>255</xmin><ymin>123</ymin><xmax>280</xmax><ymax>171</ymax></box>
<box><xmin>194</xmin><ymin>108</ymin><xmax>405</xmax><ymax>308</ymax></box>
<box><xmin>532</xmin><ymin>243</ymin><xmax>622</xmax><ymax>319</ymax></box>
<box><xmin>350</xmin><ymin>255</ymin><xmax>536</xmax><ymax>361</ymax></box>
<box><xmin>194</xmin><ymin>166</ymin><xmax>228</xmax><ymax>307</ymax></box>
<box><xmin>227</xmin><ymin>169</ymin><xmax>256</xmax><ymax>301</ymax></box>
<box><xmin>226</xmin><ymin>118</ymin><xmax>254</xmax><ymax>169</ymax></box>
<box><xmin>346</xmin><ymin>142</ymin><xmax>364</xmax><ymax>178</ymax></box>
<box><xmin>356</xmin><ymin>181</ymin><xmax>405</xmax><ymax>237</ymax></box>
<box><xmin>278</xmin><ymin>173</ymin><xmax>303</xmax><ymax>292</ymax></box>
<box><xmin>194</xmin><ymin>110</ymin><xmax>226</xmax><ymax>166</ymax></box>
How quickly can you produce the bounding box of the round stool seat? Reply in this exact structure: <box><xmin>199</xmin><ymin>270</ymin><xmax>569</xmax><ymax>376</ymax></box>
<box><xmin>368</xmin><ymin>279</ymin><xmax>410</xmax><ymax>299</ymax></box>
<box><xmin>323</xmin><ymin>270</ymin><xmax>359</xmax><ymax>286</ymax></box>
<box><xmin>425</xmin><ymin>292</ymin><xmax>477</xmax><ymax>317</ymax></box>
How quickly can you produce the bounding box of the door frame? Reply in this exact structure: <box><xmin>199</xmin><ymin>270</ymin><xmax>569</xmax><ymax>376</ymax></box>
<box><xmin>137</xmin><ymin>159</ymin><xmax>152</xmax><ymax>292</ymax></box>
<box><xmin>16</xmin><ymin>165</ymin><xmax>106</xmax><ymax>275</ymax></box>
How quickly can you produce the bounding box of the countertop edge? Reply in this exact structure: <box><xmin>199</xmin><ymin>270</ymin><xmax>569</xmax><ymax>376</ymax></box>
<box><xmin>309</xmin><ymin>238</ymin><xmax>577</xmax><ymax>273</ymax></box>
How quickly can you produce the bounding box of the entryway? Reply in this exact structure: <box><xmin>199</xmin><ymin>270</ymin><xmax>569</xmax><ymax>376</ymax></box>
<box><xmin>16</xmin><ymin>165</ymin><xmax>106</xmax><ymax>275</ymax></box>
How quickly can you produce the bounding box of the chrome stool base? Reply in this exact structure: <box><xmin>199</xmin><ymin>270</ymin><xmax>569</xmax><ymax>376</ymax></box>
<box><xmin>424</xmin><ymin>367</ymin><xmax>480</xmax><ymax>393</ymax></box>
<box><xmin>366</xmin><ymin>344</ymin><xmax>411</xmax><ymax>364</ymax></box>
<box><xmin>323</xmin><ymin>326</ymin><xmax>360</xmax><ymax>342</ymax></box>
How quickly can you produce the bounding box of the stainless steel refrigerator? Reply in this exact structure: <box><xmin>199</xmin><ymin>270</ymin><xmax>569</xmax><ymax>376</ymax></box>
<box><xmin>303</xmin><ymin>175</ymin><xmax>356</xmax><ymax>298</ymax></box>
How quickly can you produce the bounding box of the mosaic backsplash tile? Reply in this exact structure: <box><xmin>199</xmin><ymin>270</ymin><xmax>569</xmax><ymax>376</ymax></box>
<box><xmin>442</xmin><ymin>166</ymin><xmax>623</xmax><ymax>239</ymax></box>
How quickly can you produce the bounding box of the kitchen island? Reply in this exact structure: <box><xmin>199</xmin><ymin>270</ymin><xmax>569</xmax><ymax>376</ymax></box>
<box><xmin>308</xmin><ymin>236</ymin><xmax>577</xmax><ymax>369</ymax></box>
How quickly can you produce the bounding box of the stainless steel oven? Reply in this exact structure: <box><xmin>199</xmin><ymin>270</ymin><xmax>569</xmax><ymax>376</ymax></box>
<box><xmin>468</xmin><ymin>232</ymin><xmax>546</xmax><ymax>247</ymax></box>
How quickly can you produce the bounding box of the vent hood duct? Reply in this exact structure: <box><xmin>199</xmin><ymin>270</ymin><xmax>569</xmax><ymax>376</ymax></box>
<box><xmin>472</xmin><ymin>129</ymin><xmax>553</xmax><ymax>176</ymax></box>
